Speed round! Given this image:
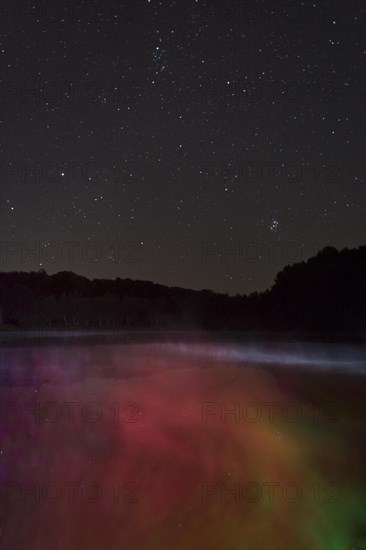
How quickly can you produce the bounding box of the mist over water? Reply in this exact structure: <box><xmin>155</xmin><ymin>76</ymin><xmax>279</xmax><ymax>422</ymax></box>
<box><xmin>151</xmin><ymin>341</ymin><xmax>366</xmax><ymax>371</ymax></box>
<box><xmin>1</xmin><ymin>337</ymin><xmax>365</xmax><ymax>549</ymax></box>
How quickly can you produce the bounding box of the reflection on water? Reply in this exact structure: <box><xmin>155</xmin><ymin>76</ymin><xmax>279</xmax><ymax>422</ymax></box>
<box><xmin>1</xmin><ymin>339</ymin><xmax>365</xmax><ymax>549</ymax></box>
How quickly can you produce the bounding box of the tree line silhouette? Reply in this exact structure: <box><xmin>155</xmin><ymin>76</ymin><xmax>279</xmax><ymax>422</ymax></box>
<box><xmin>0</xmin><ymin>246</ymin><xmax>365</xmax><ymax>333</ymax></box>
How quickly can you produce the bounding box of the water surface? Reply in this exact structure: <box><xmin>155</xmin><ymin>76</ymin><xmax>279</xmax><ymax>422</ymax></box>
<box><xmin>1</xmin><ymin>337</ymin><xmax>365</xmax><ymax>549</ymax></box>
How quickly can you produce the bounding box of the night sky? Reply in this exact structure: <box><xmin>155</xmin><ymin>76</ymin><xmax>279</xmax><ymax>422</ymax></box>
<box><xmin>1</xmin><ymin>0</ymin><xmax>365</xmax><ymax>295</ymax></box>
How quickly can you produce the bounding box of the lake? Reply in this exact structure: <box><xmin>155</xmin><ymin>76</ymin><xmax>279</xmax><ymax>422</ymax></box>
<box><xmin>1</xmin><ymin>334</ymin><xmax>365</xmax><ymax>549</ymax></box>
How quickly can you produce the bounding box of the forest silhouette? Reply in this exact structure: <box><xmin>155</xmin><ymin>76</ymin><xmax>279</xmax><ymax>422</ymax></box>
<box><xmin>0</xmin><ymin>246</ymin><xmax>365</xmax><ymax>334</ymax></box>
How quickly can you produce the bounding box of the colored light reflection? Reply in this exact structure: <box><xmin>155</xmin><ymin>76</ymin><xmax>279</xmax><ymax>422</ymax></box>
<box><xmin>1</xmin><ymin>342</ymin><xmax>365</xmax><ymax>549</ymax></box>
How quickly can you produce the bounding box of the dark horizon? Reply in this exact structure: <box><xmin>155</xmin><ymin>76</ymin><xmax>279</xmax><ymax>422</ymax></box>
<box><xmin>1</xmin><ymin>242</ymin><xmax>365</xmax><ymax>297</ymax></box>
<box><xmin>1</xmin><ymin>245</ymin><xmax>365</xmax><ymax>333</ymax></box>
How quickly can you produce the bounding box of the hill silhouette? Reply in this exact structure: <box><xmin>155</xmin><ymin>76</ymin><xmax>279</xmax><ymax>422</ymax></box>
<box><xmin>0</xmin><ymin>246</ymin><xmax>365</xmax><ymax>334</ymax></box>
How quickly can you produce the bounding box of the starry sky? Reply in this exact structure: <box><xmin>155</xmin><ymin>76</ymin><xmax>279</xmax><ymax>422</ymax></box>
<box><xmin>1</xmin><ymin>0</ymin><xmax>365</xmax><ymax>295</ymax></box>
